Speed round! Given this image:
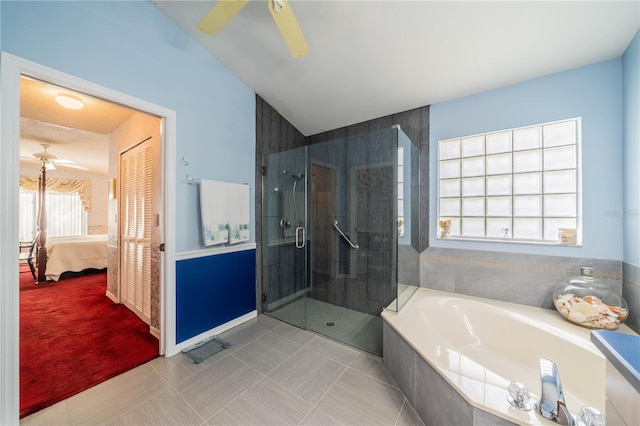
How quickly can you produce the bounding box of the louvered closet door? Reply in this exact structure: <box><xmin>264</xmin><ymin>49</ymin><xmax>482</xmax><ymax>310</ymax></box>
<box><xmin>119</xmin><ymin>140</ymin><xmax>152</xmax><ymax>325</ymax></box>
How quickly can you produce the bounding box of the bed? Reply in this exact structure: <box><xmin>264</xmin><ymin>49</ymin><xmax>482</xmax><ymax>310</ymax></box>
<box><xmin>44</xmin><ymin>235</ymin><xmax>108</xmax><ymax>281</ymax></box>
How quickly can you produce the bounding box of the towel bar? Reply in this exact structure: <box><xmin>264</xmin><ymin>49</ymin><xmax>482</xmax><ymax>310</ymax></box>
<box><xmin>186</xmin><ymin>174</ymin><xmax>251</xmax><ymax>189</ymax></box>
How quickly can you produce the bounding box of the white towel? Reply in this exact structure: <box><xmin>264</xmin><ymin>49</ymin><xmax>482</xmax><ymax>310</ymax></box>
<box><xmin>227</xmin><ymin>183</ymin><xmax>250</xmax><ymax>244</ymax></box>
<box><xmin>200</xmin><ymin>179</ymin><xmax>229</xmax><ymax>246</ymax></box>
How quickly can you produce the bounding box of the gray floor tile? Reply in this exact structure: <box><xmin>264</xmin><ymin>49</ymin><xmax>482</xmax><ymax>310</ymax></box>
<box><xmin>65</xmin><ymin>363</ymin><xmax>170</xmax><ymax>425</ymax></box>
<box><xmin>20</xmin><ymin>400</ymin><xmax>71</xmax><ymax>426</ymax></box>
<box><xmin>217</xmin><ymin>316</ymin><xmax>277</xmax><ymax>350</ymax></box>
<box><xmin>174</xmin><ymin>355</ymin><xmax>263</xmax><ymax>420</ymax></box>
<box><xmin>299</xmin><ymin>408</ymin><xmax>344</xmax><ymax>426</ymax></box>
<box><xmin>206</xmin><ymin>377</ymin><xmax>311</xmax><ymax>425</ymax></box>
<box><xmin>270</xmin><ymin>322</ymin><xmax>316</xmax><ymax>346</ymax></box>
<box><xmin>255</xmin><ymin>314</ymin><xmax>285</xmax><ymax>331</ymax></box>
<box><xmin>268</xmin><ymin>348</ymin><xmax>347</xmax><ymax>404</ymax></box>
<box><xmin>349</xmin><ymin>353</ymin><xmax>398</xmax><ymax>388</ymax></box>
<box><xmin>231</xmin><ymin>332</ymin><xmax>301</xmax><ymax>374</ymax></box>
<box><xmin>315</xmin><ymin>368</ymin><xmax>405</xmax><ymax>426</ymax></box>
<box><xmin>109</xmin><ymin>389</ymin><xmax>203</xmax><ymax>425</ymax></box>
<box><xmin>20</xmin><ymin>315</ymin><xmax>418</xmax><ymax>426</ymax></box>
<box><xmin>396</xmin><ymin>400</ymin><xmax>425</xmax><ymax>426</ymax></box>
<box><xmin>304</xmin><ymin>335</ymin><xmax>360</xmax><ymax>366</ymax></box>
<box><xmin>149</xmin><ymin>350</ymin><xmax>228</xmax><ymax>384</ymax></box>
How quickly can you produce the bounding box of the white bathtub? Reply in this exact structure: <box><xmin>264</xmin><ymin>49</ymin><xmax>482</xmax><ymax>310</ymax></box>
<box><xmin>381</xmin><ymin>288</ymin><xmax>622</xmax><ymax>425</ymax></box>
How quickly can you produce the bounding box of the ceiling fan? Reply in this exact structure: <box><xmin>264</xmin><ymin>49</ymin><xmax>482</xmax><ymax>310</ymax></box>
<box><xmin>197</xmin><ymin>0</ymin><xmax>309</xmax><ymax>58</ymax></box>
<box><xmin>27</xmin><ymin>143</ymin><xmax>88</xmax><ymax>171</ymax></box>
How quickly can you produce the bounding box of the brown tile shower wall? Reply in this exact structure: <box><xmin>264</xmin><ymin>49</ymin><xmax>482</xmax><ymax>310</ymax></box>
<box><xmin>420</xmin><ymin>247</ymin><xmax>623</xmax><ymax>310</ymax></box>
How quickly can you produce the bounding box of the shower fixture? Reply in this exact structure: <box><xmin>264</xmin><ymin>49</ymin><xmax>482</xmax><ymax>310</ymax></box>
<box><xmin>283</xmin><ymin>170</ymin><xmax>305</xmax><ymax>181</ymax></box>
<box><xmin>280</xmin><ymin>169</ymin><xmax>305</xmax><ymax>234</ymax></box>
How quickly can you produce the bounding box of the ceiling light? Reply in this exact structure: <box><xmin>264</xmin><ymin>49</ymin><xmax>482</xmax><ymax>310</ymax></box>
<box><xmin>55</xmin><ymin>95</ymin><xmax>84</xmax><ymax>110</ymax></box>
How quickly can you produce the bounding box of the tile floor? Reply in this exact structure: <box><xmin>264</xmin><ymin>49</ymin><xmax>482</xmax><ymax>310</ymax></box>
<box><xmin>21</xmin><ymin>315</ymin><xmax>425</xmax><ymax>426</ymax></box>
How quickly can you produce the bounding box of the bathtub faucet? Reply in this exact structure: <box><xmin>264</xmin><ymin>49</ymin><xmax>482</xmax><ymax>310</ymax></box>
<box><xmin>535</xmin><ymin>358</ymin><xmax>575</xmax><ymax>426</ymax></box>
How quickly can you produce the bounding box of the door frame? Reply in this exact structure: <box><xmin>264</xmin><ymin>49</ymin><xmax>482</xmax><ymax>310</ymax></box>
<box><xmin>0</xmin><ymin>52</ymin><xmax>177</xmax><ymax>423</ymax></box>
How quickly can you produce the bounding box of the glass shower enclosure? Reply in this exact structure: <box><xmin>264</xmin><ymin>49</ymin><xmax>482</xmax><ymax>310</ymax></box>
<box><xmin>261</xmin><ymin>126</ymin><xmax>417</xmax><ymax>355</ymax></box>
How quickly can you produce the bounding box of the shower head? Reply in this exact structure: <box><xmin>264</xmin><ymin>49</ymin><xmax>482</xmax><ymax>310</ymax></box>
<box><xmin>283</xmin><ymin>170</ymin><xmax>305</xmax><ymax>181</ymax></box>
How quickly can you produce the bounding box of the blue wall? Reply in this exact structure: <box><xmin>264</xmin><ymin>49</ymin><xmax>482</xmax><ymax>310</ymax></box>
<box><xmin>623</xmin><ymin>30</ymin><xmax>640</xmax><ymax>266</ymax></box>
<box><xmin>430</xmin><ymin>59</ymin><xmax>624</xmax><ymax>260</ymax></box>
<box><xmin>0</xmin><ymin>0</ymin><xmax>256</xmax><ymax>253</ymax></box>
<box><xmin>176</xmin><ymin>250</ymin><xmax>256</xmax><ymax>343</ymax></box>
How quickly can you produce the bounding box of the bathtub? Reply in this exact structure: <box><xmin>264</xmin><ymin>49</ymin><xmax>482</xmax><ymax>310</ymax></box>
<box><xmin>381</xmin><ymin>288</ymin><xmax>619</xmax><ymax>425</ymax></box>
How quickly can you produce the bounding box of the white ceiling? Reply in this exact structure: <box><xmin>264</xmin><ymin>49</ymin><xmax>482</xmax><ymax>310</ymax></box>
<box><xmin>20</xmin><ymin>77</ymin><xmax>135</xmax><ymax>174</ymax></box>
<box><xmin>153</xmin><ymin>0</ymin><xmax>640</xmax><ymax>136</ymax></box>
<box><xmin>18</xmin><ymin>1</ymin><xmax>640</xmax><ymax>173</ymax></box>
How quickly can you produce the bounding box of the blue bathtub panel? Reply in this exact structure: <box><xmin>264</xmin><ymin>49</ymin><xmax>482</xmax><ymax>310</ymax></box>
<box><xmin>176</xmin><ymin>249</ymin><xmax>256</xmax><ymax>343</ymax></box>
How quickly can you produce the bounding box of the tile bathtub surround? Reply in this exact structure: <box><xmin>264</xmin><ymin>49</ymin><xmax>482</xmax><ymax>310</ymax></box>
<box><xmin>622</xmin><ymin>262</ymin><xmax>640</xmax><ymax>334</ymax></box>
<box><xmin>23</xmin><ymin>315</ymin><xmax>424</xmax><ymax>426</ymax></box>
<box><xmin>398</xmin><ymin>244</ymin><xmax>420</xmax><ymax>287</ymax></box>
<box><xmin>420</xmin><ymin>247</ymin><xmax>622</xmax><ymax>309</ymax></box>
<box><xmin>383</xmin><ymin>321</ymin><xmax>517</xmax><ymax>426</ymax></box>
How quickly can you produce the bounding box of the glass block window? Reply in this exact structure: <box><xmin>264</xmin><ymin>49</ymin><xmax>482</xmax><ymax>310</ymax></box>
<box><xmin>437</xmin><ymin>118</ymin><xmax>580</xmax><ymax>244</ymax></box>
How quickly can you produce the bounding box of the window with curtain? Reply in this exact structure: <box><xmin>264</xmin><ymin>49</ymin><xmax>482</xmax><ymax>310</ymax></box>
<box><xmin>19</xmin><ymin>188</ymin><xmax>88</xmax><ymax>241</ymax></box>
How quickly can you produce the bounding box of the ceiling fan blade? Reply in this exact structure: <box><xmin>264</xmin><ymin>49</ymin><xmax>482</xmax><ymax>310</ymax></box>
<box><xmin>197</xmin><ymin>0</ymin><xmax>250</xmax><ymax>35</ymax></box>
<box><xmin>55</xmin><ymin>163</ymin><xmax>89</xmax><ymax>171</ymax></box>
<box><xmin>267</xmin><ymin>0</ymin><xmax>309</xmax><ymax>58</ymax></box>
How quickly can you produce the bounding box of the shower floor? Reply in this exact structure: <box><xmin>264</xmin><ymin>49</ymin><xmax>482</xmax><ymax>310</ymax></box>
<box><xmin>267</xmin><ymin>297</ymin><xmax>383</xmax><ymax>356</ymax></box>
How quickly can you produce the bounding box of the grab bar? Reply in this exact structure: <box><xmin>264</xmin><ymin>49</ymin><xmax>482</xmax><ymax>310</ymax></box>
<box><xmin>333</xmin><ymin>220</ymin><xmax>359</xmax><ymax>250</ymax></box>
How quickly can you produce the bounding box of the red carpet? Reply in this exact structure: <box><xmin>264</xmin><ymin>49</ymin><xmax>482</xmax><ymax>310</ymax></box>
<box><xmin>19</xmin><ymin>266</ymin><xmax>159</xmax><ymax>418</ymax></box>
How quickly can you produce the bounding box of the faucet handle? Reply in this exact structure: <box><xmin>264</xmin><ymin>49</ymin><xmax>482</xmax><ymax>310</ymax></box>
<box><xmin>507</xmin><ymin>382</ymin><xmax>531</xmax><ymax>411</ymax></box>
<box><xmin>557</xmin><ymin>401</ymin><xmax>575</xmax><ymax>426</ymax></box>
<box><xmin>576</xmin><ymin>406</ymin><xmax>604</xmax><ymax>426</ymax></box>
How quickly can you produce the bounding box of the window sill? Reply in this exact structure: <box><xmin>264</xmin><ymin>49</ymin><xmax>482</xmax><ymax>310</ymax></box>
<box><xmin>437</xmin><ymin>235</ymin><xmax>583</xmax><ymax>247</ymax></box>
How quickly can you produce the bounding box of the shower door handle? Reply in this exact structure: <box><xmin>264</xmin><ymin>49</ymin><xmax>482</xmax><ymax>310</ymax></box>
<box><xmin>295</xmin><ymin>226</ymin><xmax>306</xmax><ymax>249</ymax></box>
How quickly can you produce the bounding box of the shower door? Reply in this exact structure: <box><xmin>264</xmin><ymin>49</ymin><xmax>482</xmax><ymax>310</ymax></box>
<box><xmin>305</xmin><ymin>130</ymin><xmax>397</xmax><ymax>355</ymax></box>
<box><xmin>262</xmin><ymin>127</ymin><xmax>404</xmax><ymax>356</ymax></box>
<box><xmin>261</xmin><ymin>146</ymin><xmax>309</xmax><ymax>329</ymax></box>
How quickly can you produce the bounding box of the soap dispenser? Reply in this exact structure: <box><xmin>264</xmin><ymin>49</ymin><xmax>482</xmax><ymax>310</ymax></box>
<box><xmin>553</xmin><ymin>267</ymin><xmax>628</xmax><ymax>329</ymax></box>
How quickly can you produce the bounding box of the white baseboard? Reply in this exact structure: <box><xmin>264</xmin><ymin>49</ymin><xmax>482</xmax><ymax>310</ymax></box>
<box><xmin>105</xmin><ymin>290</ymin><xmax>118</xmax><ymax>303</ymax></box>
<box><xmin>149</xmin><ymin>325</ymin><xmax>160</xmax><ymax>339</ymax></box>
<box><xmin>167</xmin><ymin>310</ymin><xmax>257</xmax><ymax>356</ymax></box>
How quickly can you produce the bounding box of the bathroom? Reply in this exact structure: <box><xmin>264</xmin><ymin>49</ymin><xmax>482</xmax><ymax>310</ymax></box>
<box><xmin>255</xmin><ymin>37</ymin><xmax>640</xmax><ymax>425</ymax></box>
<box><xmin>1</xmin><ymin>2</ymin><xmax>638</xmax><ymax>424</ymax></box>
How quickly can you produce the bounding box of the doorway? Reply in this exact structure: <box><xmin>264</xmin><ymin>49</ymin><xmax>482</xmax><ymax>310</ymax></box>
<box><xmin>19</xmin><ymin>76</ymin><xmax>163</xmax><ymax>327</ymax></box>
<box><xmin>17</xmin><ymin>76</ymin><xmax>162</xmax><ymax>416</ymax></box>
<box><xmin>0</xmin><ymin>53</ymin><xmax>178</xmax><ymax>422</ymax></box>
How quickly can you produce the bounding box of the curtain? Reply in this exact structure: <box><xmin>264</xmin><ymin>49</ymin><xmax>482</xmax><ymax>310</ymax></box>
<box><xmin>19</xmin><ymin>175</ymin><xmax>92</xmax><ymax>212</ymax></box>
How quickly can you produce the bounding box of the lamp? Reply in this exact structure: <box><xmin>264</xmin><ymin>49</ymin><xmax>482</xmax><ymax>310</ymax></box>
<box><xmin>33</xmin><ymin>144</ymin><xmax>58</xmax><ymax>170</ymax></box>
<box><xmin>55</xmin><ymin>95</ymin><xmax>84</xmax><ymax>110</ymax></box>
